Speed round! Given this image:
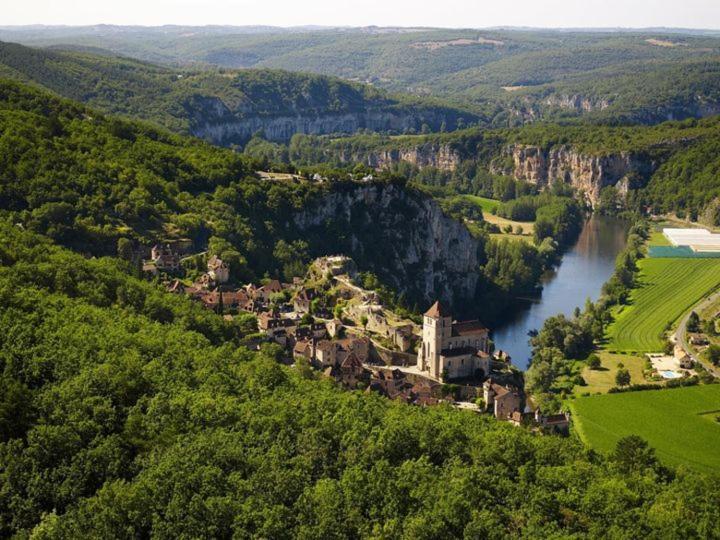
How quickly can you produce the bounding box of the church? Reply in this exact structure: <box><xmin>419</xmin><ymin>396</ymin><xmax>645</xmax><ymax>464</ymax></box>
<box><xmin>416</xmin><ymin>300</ymin><xmax>491</xmax><ymax>381</ymax></box>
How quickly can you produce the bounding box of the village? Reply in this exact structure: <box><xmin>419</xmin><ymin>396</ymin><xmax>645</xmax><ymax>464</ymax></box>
<box><xmin>144</xmin><ymin>243</ymin><xmax>570</xmax><ymax>432</ymax></box>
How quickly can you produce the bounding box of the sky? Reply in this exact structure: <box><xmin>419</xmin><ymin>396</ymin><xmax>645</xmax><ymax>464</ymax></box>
<box><xmin>3</xmin><ymin>0</ymin><xmax>720</xmax><ymax>29</ymax></box>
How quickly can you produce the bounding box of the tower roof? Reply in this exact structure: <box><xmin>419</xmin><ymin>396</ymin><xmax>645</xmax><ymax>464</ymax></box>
<box><xmin>424</xmin><ymin>300</ymin><xmax>450</xmax><ymax>318</ymax></box>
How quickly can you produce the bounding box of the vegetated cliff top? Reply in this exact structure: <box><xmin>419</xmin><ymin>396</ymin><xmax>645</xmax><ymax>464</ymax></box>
<box><xmin>0</xmin><ymin>40</ymin><xmax>476</xmax><ymax>139</ymax></box>
<box><xmin>0</xmin><ymin>78</ymin><xmax>494</xmax><ymax>315</ymax></box>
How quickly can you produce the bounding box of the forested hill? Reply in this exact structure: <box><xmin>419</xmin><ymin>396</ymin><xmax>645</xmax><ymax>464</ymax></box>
<box><xmin>5</xmin><ymin>26</ymin><xmax>720</xmax><ymax>127</ymax></box>
<box><xmin>0</xmin><ymin>78</ymin><xmax>568</xmax><ymax>322</ymax></box>
<box><xmin>0</xmin><ymin>41</ymin><xmax>477</xmax><ymax>144</ymax></box>
<box><xmin>3</xmin><ymin>222</ymin><xmax>720</xmax><ymax>538</ymax></box>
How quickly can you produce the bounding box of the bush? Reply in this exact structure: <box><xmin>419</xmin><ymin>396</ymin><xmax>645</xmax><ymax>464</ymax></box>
<box><xmin>587</xmin><ymin>354</ymin><xmax>602</xmax><ymax>370</ymax></box>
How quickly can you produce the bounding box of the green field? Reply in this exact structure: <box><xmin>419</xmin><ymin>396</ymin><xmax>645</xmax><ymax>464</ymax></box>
<box><xmin>606</xmin><ymin>258</ymin><xmax>720</xmax><ymax>352</ymax></box>
<box><xmin>460</xmin><ymin>195</ymin><xmax>500</xmax><ymax>214</ymax></box>
<box><xmin>648</xmin><ymin>230</ymin><xmax>671</xmax><ymax>246</ymax></box>
<box><xmin>571</xmin><ymin>385</ymin><xmax>720</xmax><ymax>472</ymax></box>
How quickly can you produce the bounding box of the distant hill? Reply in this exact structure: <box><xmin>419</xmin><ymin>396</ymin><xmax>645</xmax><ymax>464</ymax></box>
<box><xmin>0</xmin><ymin>41</ymin><xmax>477</xmax><ymax>144</ymax></box>
<box><xmin>4</xmin><ymin>26</ymin><xmax>720</xmax><ymax>126</ymax></box>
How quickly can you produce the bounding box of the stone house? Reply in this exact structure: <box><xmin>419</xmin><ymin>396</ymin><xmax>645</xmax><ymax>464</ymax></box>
<box><xmin>151</xmin><ymin>244</ymin><xmax>181</xmax><ymax>272</ymax></box>
<box><xmin>207</xmin><ymin>255</ymin><xmax>230</xmax><ymax>284</ymax></box>
<box><xmin>391</xmin><ymin>325</ymin><xmax>415</xmax><ymax>353</ymax></box>
<box><xmin>326</xmin><ymin>319</ymin><xmax>344</xmax><ymax>338</ymax></box>
<box><xmin>256</xmin><ymin>279</ymin><xmax>284</xmax><ymax>303</ymax></box>
<box><xmin>315</xmin><ymin>336</ymin><xmax>370</xmax><ymax>367</ymax></box>
<box><xmin>483</xmin><ymin>379</ymin><xmax>522</xmax><ymax>420</ymax></box>
<box><xmin>293</xmin><ymin>340</ymin><xmax>314</xmax><ymax>361</ymax></box>
<box><xmin>294</xmin><ymin>288</ymin><xmax>317</xmax><ymax>313</ymax></box>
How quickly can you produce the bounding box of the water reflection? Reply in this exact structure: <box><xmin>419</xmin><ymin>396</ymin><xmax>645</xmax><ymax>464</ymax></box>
<box><xmin>492</xmin><ymin>216</ymin><xmax>628</xmax><ymax>369</ymax></box>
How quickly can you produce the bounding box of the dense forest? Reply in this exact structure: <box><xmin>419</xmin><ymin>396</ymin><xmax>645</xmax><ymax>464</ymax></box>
<box><xmin>3</xmin><ymin>220</ymin><xmax>720</xmax><ymax>538</ymax></box>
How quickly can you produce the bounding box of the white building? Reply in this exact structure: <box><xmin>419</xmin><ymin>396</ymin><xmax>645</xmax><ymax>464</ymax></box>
<box><xmin>416</xmin><ymin>300</ymin><xmax>490</xmax><ymax>381</ymax></box>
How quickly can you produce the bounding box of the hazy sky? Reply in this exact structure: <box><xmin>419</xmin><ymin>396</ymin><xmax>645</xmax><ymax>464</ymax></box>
<box><xmin>3</xmin><ymin>0</ymin><xmax>720</xmax><ymax>29</ymax></box>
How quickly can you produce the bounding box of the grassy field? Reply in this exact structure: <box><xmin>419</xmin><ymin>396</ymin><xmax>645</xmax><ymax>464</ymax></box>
<box><xmin>648</xmin><ymin>230</ymin><xmax>671</xmax><ymax>246</ymax></box>
<box><xmin>571</xmin><ymin>384</ymin><xmax>720</xmax><ymax>472</ymax></box>
<box><xmin>460</xmin><ymin>195</ymin><xmax>500</xmax><ymax>214</ymax></box>
<box><xmin>606</xmin><ymin>258</ymin><xmax>720</xmax><ymax>352</ymax></box>
<box><xmin>575</xmin><ymin>351</ymin><xmax>650</xmax><ymax>395</ymax></box>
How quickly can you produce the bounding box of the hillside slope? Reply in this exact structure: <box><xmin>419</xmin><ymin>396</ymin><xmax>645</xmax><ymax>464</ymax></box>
<box><xmin>0</xmin><ymin>41</ymin><xmax>477</xmax><ymax>144</ymax></box>
<box><xmin>0</xmin><ymin>78</ymin><xmax>506</xmax><ymax>317</ymax></box>
<box><xmin>4</xmin><ymin>26</ymin><xmax>720</xmax><ymax>127</ymax></box>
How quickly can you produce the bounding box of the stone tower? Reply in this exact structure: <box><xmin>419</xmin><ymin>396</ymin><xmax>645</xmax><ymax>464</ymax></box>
<box><xmin>417</xmin><ymin>300</ymin><xmax>452</xmax><ymax>379</ymax></box>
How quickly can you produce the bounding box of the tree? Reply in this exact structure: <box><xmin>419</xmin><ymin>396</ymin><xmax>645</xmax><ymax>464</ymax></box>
<box><xmin>360</xmin><ymin>315</ymin><xmax>368</xmax><ymax>329</ymax></box>
<box><xmin>611</xmin><ymin>435</ymin><xmax>659</xmax><ymax>474</ymax></box>
<box><xmin>587</xmin><ymin>354</ymin><xmax>602</xmax><ymax>370</ymax></box>
<box><xmin>707</xmin><ymin>344</ymin><xmax>720</xmax><ymax>366</ymax></box>
<box><xmin>116</xmin><ymin>238</ymin><xmax>134</xmax><ymax>262</ymax></box>
<box><xmin>615</xmin><ymin>368</ymin><xmax>631</xmax><ymax>387</ymax></box>
<box><xmin>687</xmin><ymin>311</ymin><xmax>700</xmax><ymax>333</ymax></box>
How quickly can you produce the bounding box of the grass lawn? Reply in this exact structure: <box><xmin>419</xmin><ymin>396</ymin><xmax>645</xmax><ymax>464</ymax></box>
<box><xmin>606</xmin><ymin>258</ymin><xmax>720</xmax><ymax>352</ymax></box>
<box><xmin>574</xmin><ymin>351</ymin><xmax>650</xmax><ymax>395</ymax></box>
<box><xmin>571</xmin><ymin>384</ymin><xmax>720</xmax><ymax>473</ymax></box>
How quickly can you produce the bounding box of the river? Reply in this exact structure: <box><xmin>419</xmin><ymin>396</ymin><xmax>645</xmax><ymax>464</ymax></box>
<box><xmin>492</xmin><ymin>216</ymin><xmax>628</xmax><ymax>370</ymax></box>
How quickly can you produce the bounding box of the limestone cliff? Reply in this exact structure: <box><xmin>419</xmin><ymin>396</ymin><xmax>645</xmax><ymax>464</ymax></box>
<box><xmin>332</xmin><ymin>142</ymin><xmax>461</xmax><ymax>172</ymax></box>
<box><xmin>292</xmin><ymin>183</ymin><xmax>481</xmax><ymax>311</ymax></box>
<box><xmin>493</xmin><ymin>145</ymin><xmax>657</xmax><ymax>204</ymax></box>
<box><xmin>186</xmin><ymin>95</ymin><xmax>470</xmax><ymax>145</ymax></box>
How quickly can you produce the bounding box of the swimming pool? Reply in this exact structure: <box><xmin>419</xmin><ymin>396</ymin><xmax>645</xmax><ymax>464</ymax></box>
<box><xmin>660</xmin><ymin>370</ymin><xmax>683</xmax><ymax>379</ymax></box>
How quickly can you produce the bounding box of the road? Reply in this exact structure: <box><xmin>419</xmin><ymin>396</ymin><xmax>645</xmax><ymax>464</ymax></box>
<box><xmin>674</xmin><ymin>289</ymin><xmax>720</xmax><ymax>378</ymax></box>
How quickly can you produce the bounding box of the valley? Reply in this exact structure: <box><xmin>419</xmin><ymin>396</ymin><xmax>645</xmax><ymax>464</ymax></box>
<box><xmin>3</xmin><ymin>18</ymin><xmax>720</xmax><ymax>539</ymax></box>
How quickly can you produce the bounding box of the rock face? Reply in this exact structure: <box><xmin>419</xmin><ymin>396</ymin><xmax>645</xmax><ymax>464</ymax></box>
<box><xmin>292</xmin><ymin>183</ymin><xmax>481</xmax><ymax>312</ymax></box>
<box><xmin>335</xmin><ymin>143</ymin><xmax>461</xmax><ymax>172</ymax></box>
<box><xmin>495</xmin><ymin>144</ymin><xmax>657</xmax><ymax>205</ymax></box>
<box><xmin>186</xmin><ymin>96</ymin><xmax>467</xmax><ymax>145</ymax></box>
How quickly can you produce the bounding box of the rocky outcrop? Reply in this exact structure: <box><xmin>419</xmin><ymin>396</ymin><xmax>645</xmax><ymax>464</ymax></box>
<box><xmin>335</xmin><ymin>143</ymin><xmax>461</xmax><ymax>171</ymax></box>
<box><xmin>541</xmin><ymin>94</ymin><xmax>611</xmax><ymax>113</ymax></box>
<box><xmin>292</xmin><ymin>183</ymin><xmax>481</xmax><ymax>311</ymax></box>
<box><xmin>494</xmin><ymin>144</ymin><xmax>657</xmax><ymax>205</ymax></box>
<box><xmin>186</xmin><ymin>95</ymin><xmax>469</xmax><ymax>145</ymax></box>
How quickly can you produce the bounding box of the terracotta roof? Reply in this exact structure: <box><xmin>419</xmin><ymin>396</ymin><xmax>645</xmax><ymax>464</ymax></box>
<box><xmin>424</xmin><ymin>300</ymin><xmax>450</xmax><ymax>318</ymax></box>
<box><xmin>452</xmin><ymin>320</ymin><xmax>488</xmax><ymax>336</ymax></box>
<box><xmin>315</xmin><ymin>340</ymin><xmax>336</xmax><ymax>353</ymax></box>
<box><xmin>341</xmin><ymin>353</ymin><xmax>364</xmax><ymax>371</ymax></box>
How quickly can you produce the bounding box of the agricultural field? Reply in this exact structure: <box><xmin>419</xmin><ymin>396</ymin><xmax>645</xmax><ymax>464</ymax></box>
<box><xmin>571</xmin><ymin>384</ymin><xmax>720</xmax><ymax>473</ymax></box>
<box><xmin>606</xmin><ymin>258</ymin><xmax>720</xmax><ymax>352</ymax></box>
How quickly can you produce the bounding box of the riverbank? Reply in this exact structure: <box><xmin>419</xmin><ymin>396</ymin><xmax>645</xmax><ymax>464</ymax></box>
<box><xmin>493</xmin><ymin>215</ymin><xmax>629</xmax><ymax>370</ymax></box>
